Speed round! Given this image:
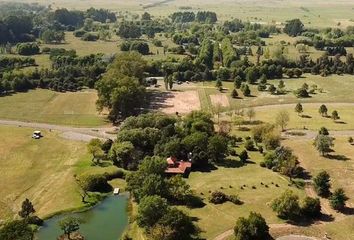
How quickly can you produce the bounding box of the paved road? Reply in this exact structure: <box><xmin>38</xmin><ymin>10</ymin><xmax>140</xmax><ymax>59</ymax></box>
<box><xmin>0</xmin><ymin>119</ymin><xmax>117</xmax><ymax>142</ymax></box>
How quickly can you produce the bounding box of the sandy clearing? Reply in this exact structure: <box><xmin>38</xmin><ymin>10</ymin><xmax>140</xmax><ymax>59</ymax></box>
<box><xmin>210</xmin><ymin>94</ymin><xmax>230</xmax><ymax>108</ymax></box>
<box><xmin>158</xmin><ymin>90</ymin><xmax>201</xmax><ymax>114</ymax></box>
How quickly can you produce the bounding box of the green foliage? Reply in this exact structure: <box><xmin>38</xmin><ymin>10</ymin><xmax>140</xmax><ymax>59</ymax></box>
<box><xmin>231</xmin><ymin>88</ymin><xmax>239</xmax><ymax>98</ymax></box>
<box><xmin>207</xmin><ymin>134</ymin><xmax>229</xmax><ymax>163</ymax></box>
<box><xmin>295</xmin><ymin>103</ymin><xmax>303</xmax><ymax>115</ymax></box>
<box><xmin>221</xmin><ymin>38</ymin><xmax>238</xmax><ymax>67</ymax></box>
<box><xmin>284</xmin><ymin>19</ymin><xmax>304</xmax><ymax>37</ymax></box>
<box><xmin>239</xmin><ymin>150</ymin><xmax>249</xmax><ymax>163</ymax></box>
<box><xmin>121</xmin><ymin>41</ymin><xmax>150</xmax><ymax>55</ymax></box>
<box><xmin>301</xmin><ymin>197</ymin><xmax>321</xmax><ymax>218</ymax></box>
<box><xmin>319</xmin><ymin>104</ymin><xmax>328</xmax><ymax>117</ymax></box>
<box><xmin>59</xmin><ymin>217</ymin><xmax>82</xmax><ymax>239</ymax></box>
<box><xmin>313</xmin><ymin>171</ymin><xmax>331</xmax><ymax>197</ymax></box>
<box><xmin>117</xmin><ymin>22</ymin><xmax>141</xmax><ymax>39</ymax></box>
<box><xmin>314</xmin><ymin>134</ymin><xmax>334</xmax><ymax>156</ymax></box>
<box><xmin>137</xmin><ymin>195</ymin><xmax>169</xmax><ymax>228</ymax></box>
<box><xmin>271</xmin><ymin>190</ymin><xmax>301</xmax><ymax>219</ymax></box>
<box><xmin>81</xmin><ymin>32</ymin><xmax>99</xmax><ymax>41</ymax></box>
<box><xmin>78</xmin><ymin>174</ymin><xmax>111</xmax><ymax>192</ymax></box>
<box><xmin>0</xmin><ymin>220</ymin><xmax>33</xmax><ymax>240</ymax></box>
<box><xmin>41</xmin><ymin>29</ymin><xmax>65</xmax><ymax>44</ymax></box>
<box><xmin>329</xmin><ymin>188</ymin><xmax>349</xmax><ymax>210</ymax></box>
<box><xmin>16</xmin><ymin>42</ymin><xmax>39</xmax><ymax>56</ymax></box>
<box><xmin>234</xmin><ymin>212</ymin><xmax>269</xmax><ymax>240</ymax></box>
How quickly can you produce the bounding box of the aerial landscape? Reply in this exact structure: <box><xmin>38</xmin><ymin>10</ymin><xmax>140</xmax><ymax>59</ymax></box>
<box><xmin>0</xmin><ymin>0</ymin><xmax>354</xmax><ymax>240</ymax></box>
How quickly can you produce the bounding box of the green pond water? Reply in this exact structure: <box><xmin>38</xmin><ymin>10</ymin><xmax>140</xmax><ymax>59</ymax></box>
<box><xmin>37</xmin><ymin>194</ymin><xmax>128</xmax><ymax>240</ymax></box>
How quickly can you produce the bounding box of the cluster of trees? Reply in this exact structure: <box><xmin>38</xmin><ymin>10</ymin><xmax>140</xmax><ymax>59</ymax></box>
<box><xmin>0</xmin><ymin>199</ymin><xmax>43</xmax><ymax>240</ymax></box>
<box><xmin>313</xmin><ymin>171</ymin><xmax>349</xmax><ymax>210</ymax></box>
<box><xmin>16</xmin><ymin>42</ymin><xmax>39</xmax><ymax>55</ymax></box>
<box><xmin>170</xmin><ymin>11</ymin><xmax>217</xmax><ymax>24</ymax></box>
<box><xmin>234</xmin><ymin>212</ymin><xmax>270</xmax><ymax>240</ymax></box>
<box><xmin>0</xmin><ymin>56</ymin><xmax>35</xmax><ymax>72</ymax></box>
<box><xmin>0</xmin><ymin>50</ymin><xmax>107</xmax><ymax>93</ymax></box>
<box><xmin>96</xmin><ymin>52</ymin><xmax>147</xmax><ymax>121</ymax></box>
<box><xmin>121</xmin><ymin>41</ymin><xmax>150</xmax><ymax>55</ymax></box>
<box><xmin>271</xmin><ymin>190</ymin><xmax>322</xmax><ymax>220</ymax></box>
<box><xmin>107</xmin><ymin>111</ymin><xmax>229</xmax><ymax>170</ymax></box>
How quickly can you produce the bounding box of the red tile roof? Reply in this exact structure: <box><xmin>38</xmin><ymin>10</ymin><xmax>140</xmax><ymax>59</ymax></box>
<box><xmin>165</xmin><ymin>158</ymin><xmax>192</xmax><ymax>174</ymax></box>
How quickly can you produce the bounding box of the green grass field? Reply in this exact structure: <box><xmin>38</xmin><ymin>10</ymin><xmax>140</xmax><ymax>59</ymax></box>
<box><xmin>0</xmin><ymin>125</ymin><xmax>124</xmax><ymax>221</ymax></box>
<box><xmin>0</xmin><ymin>89</ymin><xmax>107</xmax><ymax>127</ymax></box>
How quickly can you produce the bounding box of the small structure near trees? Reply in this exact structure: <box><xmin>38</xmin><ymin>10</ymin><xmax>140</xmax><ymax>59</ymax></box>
<box><xmin>165</xmin><ymin>157</ymin><xmax>192</xmax><ymax>177</ymax></box>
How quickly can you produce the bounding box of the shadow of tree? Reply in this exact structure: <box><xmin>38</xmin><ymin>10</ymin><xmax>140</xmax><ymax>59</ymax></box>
<box><xmin>325</xmin><ymin>154</ymin><xmax>350</xmax><ymax>161</ymax></box>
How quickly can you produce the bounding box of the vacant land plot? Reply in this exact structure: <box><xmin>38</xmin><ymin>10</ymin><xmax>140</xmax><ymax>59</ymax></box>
<box><xmin>210</xmin><ymin>94</ymin><xmax>230</xmax><ymax>108</ymax></box>
<box><xmin>151</xmin><ymin>90</ymin><xmax>201</xmax><ymax>114</ymax></box>
<box><xmin>0</xmin><ymin>89</ymin><xmax>106</xmax><ymax>127</ymax></box>
<box><xmin>184</xmin><ymin>143</ymin><xmax>305</xmax><ymax>239</ymax></box>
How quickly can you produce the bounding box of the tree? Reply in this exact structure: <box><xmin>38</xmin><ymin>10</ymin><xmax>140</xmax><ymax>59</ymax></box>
<box><xmin>241</xmin><ymin>84</ymin><xmax>251</xmax><ymax>96</ymax></box>
<box><xmin>278</xmin><ymin>80</ymin><xmax>285</xmax><ymax>90</ymax></box>
<box><xmin>301</xmin><ymin>197</ymin><xmax>321</xmax><ymax>218</ymax></box>
<box><xmin>313</xmin><ymin>171</ymin><xmax>331</xmax><ymax>197</ymax></box>
<box><xmin>319</xmin><ymin>104</ymin><xmax>328</xmax><ymax>117</ymax></box>
<box><xmin>268</xmin><ymin>84</ymin><xmax>276</xmax><ymax>95</ymax></box>
<box><xmin>141</xmin><ymin>12</ymin><xmax>152</xmax><ymax>21</ymax></box>
<box><xmin>231</xmin><ymin>88</ymin><xmax>238</xmax><ymax>98</ymax></box>
<box><xmin>0</xmin><ymin>220</ymin><xmax>33</xmax><ymax>240</ymax></box>
<box><xmin>117</xmin><ymin>22</ymin><xmax>142</xmax><ymax>39</ymax></box>
<box><xmin>319</xmin><ymin>127</ymin><xmax>329</xmax><ymax>136</ymax></box>
<box><xmin>215</xmin><ymin>78</ymin><xmax>223</xmax><ymax>90</ymax></box>
<box><xmin>331</xmin><ymin>110</ymin><xmax>340</xmax><ymax>121</ymax></box>
<box><xmin>329</xmin><ymin>188</ymin><xmax>349</xmax><ymax>210</ymax></box>
<box><xmin>348</xmin><ymin>137</ymin><xmax>353</xmax><ymax>145</ymax></box>
<box><xmin>246</xmin><ymin>108</ymin><xmax>256</xmax><ymax>122</ymax></box>
<box><xmin>275</xmin><ymin>110</ymin><xmax>290</xmax><ymax>131</ymax></box>
<box><xmin>87</xmin><ymin>138</ymin><xmax>104</xmax><ymax>165</ymax></box>
<box><xmin>137</xmin><ymin>195</ymin><xmax>169</xmax><ymax>228</ymax></box>
<box><xmin>239</xmin><ymin>150</ymin><xmax>249</xmax><ymax>163</ymax></box>
<box><xmin>295</xmin><ymin>103</ymin><xmax>303</xmax><ymax>116</ymax></box>
<box><xmin>59</xmin><ymin>217</ymin><xmax>82</xmax><ymax>240</ymax></box>
<box><xmin>234</xmin><ymin>212</ymin><xmax>269</xmax><ymax>240</ymax></box>
<box><xmin>18</xmin><ymin>199</ymin><xmax>35</xmax><ymax>219</ymax></box>
<box><xmin>207</xmin><ymin>134</ymin><xmax>228</xmax><ymax>163</ymax></box>
<box><xmin>109</xmin><ymin>141</ymin><xmax>135</xmax><ymax>169</ymax></box>
<box><xmin>314</xmin><ymin>134</ymin><xmax>334</xmax><ymax>156</ymax></box>
<box><xmin>271</xmin><ymin>190</ymin><xmax>300</xmax><ymax>219</ymax></box>
<box><xmin>284</xmin><ymin>19</ymin><xmax>304</xmax><ymax>37</ymax></box>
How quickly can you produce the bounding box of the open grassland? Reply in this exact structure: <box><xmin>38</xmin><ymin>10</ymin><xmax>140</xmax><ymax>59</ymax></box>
<box><xmin>0</xmin><ymin>89</ymin><xmax>107</xmax><ymax>127</ymax></box>
<box><xmin>14</xmin><ymin>0</ymin><xmax>354</xmax><ymax>28</ymax></box>
<box><xmin>0</xmin><ymin>125</ymin><xmax>124</xmax><ymax>221</ymax></box>
<box><xmin>255</xmin><ymin>103</ymin><xmax>354</xmax><ymax>131</ymax></box>
<box><xmin>183</xmin><ymin>139</ymin><xmax>306</xmax><ymax>239</ymax></box>
<box><xmin>0</xmin><ymin>125</ymin><xmax>87</xmax><ymax>220</ymax></box>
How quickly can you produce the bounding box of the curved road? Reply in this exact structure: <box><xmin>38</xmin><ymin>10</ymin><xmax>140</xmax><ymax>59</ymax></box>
<box><xmin>0</xmin><ymin>119</ymin><xmax>117</xmax><ymax>142</ymax></box>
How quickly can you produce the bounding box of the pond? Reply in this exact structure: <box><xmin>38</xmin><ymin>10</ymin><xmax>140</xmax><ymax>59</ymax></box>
<box><xmin>36</xmin><ymin>194</ymin><xmax>129</xmax><ymax>240</ymax></box>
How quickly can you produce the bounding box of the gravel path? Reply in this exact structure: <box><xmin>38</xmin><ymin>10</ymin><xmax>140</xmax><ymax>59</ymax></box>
<box><xmin>0</xmin><ymin>119</ymin><xmax>117</xmax><ymax>142</ymax></box>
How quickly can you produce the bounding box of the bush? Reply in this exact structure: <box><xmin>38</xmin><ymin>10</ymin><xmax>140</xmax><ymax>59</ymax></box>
<box><xmin>271</xmin><ymin>190</ymin><xmax>301</xmax><ymax>220</ymax></box>
<box><xmin>74</xmin><ymin>29</ymin><xmax>87</xmax><ymax>37</ymax></box>
<box><xmin>329</xmin><ymin>188</ymin><xmax>348</xmax><ymax>210</ymax></box>
<box><xmin>234</xmin><ymin>212</ymin><xmax>269</xmax><ymax>240</ymax></box>
<box><xmin>81</xmin><ymin>33</ymin><xmax>99</xmax><ymax>41</ymax></box>
<box><xmin>239</xmin><ymin>150</ymin><xmax>249</xmax><ymax>163</ymax></box>
<box><xmin>227</xmin><ymin>194</ymin><xmax>242</xmax><ymax>205</ymax></box>
<box><xmin>104</xmin><ymin>169</ymin><xmax>126</xmax><ymax>180</ymax></box>
<box><xmin>79</xmin><ymin>174</ymin><xmax>112</xmax><ymax>192</ymax></box>
<box><xmin>244</xmin><ymin>139</ymin><xmax>255</xmax><ymax>151</ymax></box>
<box><xmin>17</xmin><ymin>43</ymin><xmax>40</xmax><ymax>56</ymax></box>
<box><xmin>27</xmin><ymin>216</ymin><xmax>44</xmax><ymax>226</ymax></box>
<box><xmin>301</xmin><ymin>197</ymin><xmax>321</xmax><ymax>218</ymax></box>
<box><xmin>120</xmin><ymin>41</ymin><xmax>150</xmax><ymax>55</ymax></box>
<box><xmin>42</xmin><ymin>47</ymin><xmax>51</xmax><ymax>53</ymax></box>
<box><xmin>209</xmin><ymin>191</ymin><xmax>228</xmax><ymax>204</ymax></box>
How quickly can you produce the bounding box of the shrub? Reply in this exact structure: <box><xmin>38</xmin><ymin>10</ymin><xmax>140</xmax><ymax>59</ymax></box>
<box><xmin>228</xmin><ymin>195</ymin><xmax>242</xmax><ymax>205</ymax></box>
<box><xmin>301</xmin><ymin>197</ymin><xmax>321</xmax><ymax>218</ymax></box>
<box><xmin>104</xmin><ymin>169</ymin><xmax>126</xmax><ymax>180</ymax></box>
<box><xmin>209</xmin><ymin>191</ymin><xmax>228</xmax><ymax>204</ymax></box>
<box><xmin>234</xmin><ymin>212</ymin><xmax>269</xmax><ymax>240</ymax></box>
<box><xmin>244</xmin><ymin>139</ymin><xmax>255</xmax><ymax>151</ymax></box>
<box><xmin>271</xmin><ymin>190</ymin><xmax>301</xmax><ymax>220</ymax></box>
<box><xmin>329</xmin><ymin>188</ymin><xmax>348</xmax><ymax>210</ymax></box>
<box><xmin>17</xmin><ymin>43</ymin><xmax>40</xmax><ymax>56</ymax></box>
<box><xmin>74</xmin><ymin>29</ymin><xmax>87</xmax><ymax>37</ymax></box>
<box><xmin>79</xmin><ymin>174</ymin><xmax>111</xmax><ymax>192</ymax></box>
<box><xmin>81</xmin><ymin>33</ymin><xmax>99</xmax><ymax>41</ymax></box>
<box><xmin>239</xmin><ymin>150</ymin><xmax>249</xmax><ymax>163</ymax></box>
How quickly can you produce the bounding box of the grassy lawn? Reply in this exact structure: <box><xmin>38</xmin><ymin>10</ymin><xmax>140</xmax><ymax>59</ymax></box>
<box><xmin>0</xmin><ymin>125</ymin><xmax>125</xmax><ymax>221</ymax></box>
<box><xmin>255</xmin><ymin>103</ymin><xmax>354</xmax><ymax>131</ymax></box>
<box><xmin>183</xmin><ymin>137</ymin><xmax>306</xmax><ymax>239</ymax></box>
<box><xmin>0</xmin><ymin>89</ymin><xmax>107</xmax><ymax>127</ymax></box>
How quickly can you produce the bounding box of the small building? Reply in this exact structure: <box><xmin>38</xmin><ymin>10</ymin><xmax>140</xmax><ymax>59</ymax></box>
<box><xmin>165</xmin><ymin>157</ymin><xmax>192</xmax><ymax>178</ymax></box>
<box><xmin>113</xmin><ymin>188</ymin><xmax>120</xmax><ymax>195</ymax></box>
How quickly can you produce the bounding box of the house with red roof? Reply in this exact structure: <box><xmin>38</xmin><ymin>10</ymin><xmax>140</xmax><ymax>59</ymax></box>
<box><xmin>165</xmin><ymin>156</ymin><xmax>192</xmax><ymax>177</ymax></box>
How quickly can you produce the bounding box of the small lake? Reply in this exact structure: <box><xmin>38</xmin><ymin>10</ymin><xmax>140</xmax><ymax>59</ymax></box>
<box><xmin>37</xmin><ymin>194</ymin><xmax>129</xmax><ymax>240</ymax></box>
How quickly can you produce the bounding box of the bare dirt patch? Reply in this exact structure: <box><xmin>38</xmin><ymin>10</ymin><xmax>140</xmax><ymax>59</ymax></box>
<box><xmin>150</xmin><ymin>90</ymin><xmax>201</xmax><ymax>114</ymax></box>
<box><xmin>210</xmin><ymin>94</ymin><xmax>230</xmax><ymax>108</ymax></box>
